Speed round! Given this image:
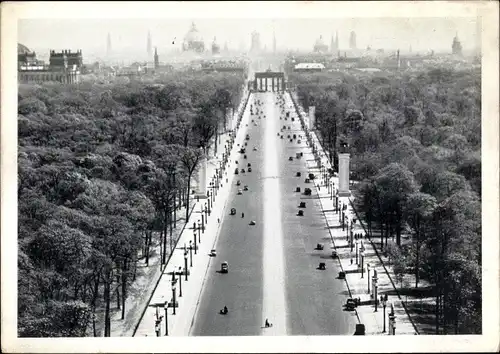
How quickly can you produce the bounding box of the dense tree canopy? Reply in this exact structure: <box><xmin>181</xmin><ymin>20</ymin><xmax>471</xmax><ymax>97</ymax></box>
<box><xmin>18</xmin><ymin>71</ymin><xmax>246</xmax><ymax>336</ymax></box>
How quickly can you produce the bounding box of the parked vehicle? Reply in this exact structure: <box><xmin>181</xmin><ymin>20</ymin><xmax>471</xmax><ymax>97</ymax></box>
<box><xmin>221</xmin><ymin>261</ymin><xmax>229</xmax><ymax>273</ymax></box>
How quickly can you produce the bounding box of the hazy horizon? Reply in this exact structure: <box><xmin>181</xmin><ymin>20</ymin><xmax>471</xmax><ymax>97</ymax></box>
<box><xmin>19</xmin><ymin>17</ymin><xmax>479</xmax><ymax>60</ymax></box>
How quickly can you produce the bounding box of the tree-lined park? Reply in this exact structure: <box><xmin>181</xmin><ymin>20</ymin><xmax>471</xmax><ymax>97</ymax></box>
<box><xmin>17</xmin><ymin>72</ymin><xmax>246</xmax><ymax>336</ymax></box>
<box><xmin>290</xmin><ymin>66</ymin><xmax>481</xmax><ymax>334</ymax></box>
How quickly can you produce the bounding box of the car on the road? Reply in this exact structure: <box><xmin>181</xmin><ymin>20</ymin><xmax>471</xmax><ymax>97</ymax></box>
<box><xmin>236</xmin><ymin>180</ymin><xmax>241</xmax><ymax>186</ymax></box>
<box><xmin>249</xmin><ymin>220</ymin><xmax>256</xmax><ymax>225</ymax></box>
<box><xmin>230</xmin><ymin>208</ymin><xmax>236</xmax><ymax>215</ymax></box>
<box><xmin>221</xmin><ymin>261</ymin><xmax>228</xmax><ymax>273</ymax></box>
<box><xmin>240</xmin><ymin>148</ymin><xmax>246</xmax><ymax>154</ymax></box>
<box><xmin>243</xmin><ymin>185</ymin><xmax>249</xmax><ymax>191</ymax></box>
<box><xmin>237</xmin><ymin>189</ymin><xmax>243</xmax><ymax>195</ymax></box>
<box><xmin>234</xmin><ymin>168</ymin><xmax>239</xmax><ymax>174</ymax></box>
<box><xmin>246</xmin><ymin>134</ymin><xmax>250</xmax><ymax>141</ymax></box>
<box><xmin>248</xmin><ymin>167</ymin><xmax>252</xmax><ymax>172</ymax></box>
<box><xmin>240</xmin><ymin>168</ymin><xmax>245</xmax><ymax>173</ymax></box>
<box><xmin>210</xmin><ymin>249</ymin><xmax>217</xmax><ymax>257</ymax></box>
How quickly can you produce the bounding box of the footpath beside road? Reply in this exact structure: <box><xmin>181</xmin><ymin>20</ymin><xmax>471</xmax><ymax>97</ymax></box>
<box><xmin>133</xmin><ymin>90</ymin><xmax>253</xmax><ymax>337</ymax></box>
<box><xmin>289</xmin><ymin>92</ymin><xmax>419</xmax><ymax>336</ymax></box>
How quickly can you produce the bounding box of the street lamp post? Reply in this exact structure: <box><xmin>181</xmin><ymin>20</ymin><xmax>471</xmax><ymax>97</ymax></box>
<box><xmin>367</xmin><ymin>263</ymin><xmax>371</xmax><ymax>294</ymax></box>
<box><xmin>163</xmin><ymin>301</ymin><xmax>169</xmax><ymax>336</ymax></box>
<box><xmin>204</xmin><ymin>202</ymin><xmax>208</xmax><ymax>219</ymax></box>
<box><xmin>171</xmin><ymin>275</ymin><xmax>177</xmax><ymax>315</ymax></box>
<box><xmin>178</xmin><ymin>266</ymin><xmax>182</xmax><ymax>297</ymax></box>
<box><xmin>184</xmin><ymin>252</ymin><xmax>188</xmax><ymax>281</ymax></box>
<box><xmin>193</xmin><ymin>228</ymin><xmax>197</xmax><ymax>254</ymax></box>
<box><xmin>355</xmin><ymin>239</ymin><xmax>359</xmax><ymax>265</ymax></box>
<box><xmin>189</xmin><ymin>240</ymin><xmax>193</xmax><ymax>266</ymax></box>
<box><xmin>373</xmin><ymin>270</ymin><xmax>379</xmax><ymax>312</ymax></box>
<box><xmin>360</xmin><ymin>249</ymin><xmax>365</xmax><ymax>278</ymax></box>
<box><xmin>197</xmin><ymin>221</ymin><xmax>201</xmax><ymax>242</ymax></box>
<box><xmin>381</xmin><ymin>294</ymin><xmax>388</xmax><ymax>332</ymax></box>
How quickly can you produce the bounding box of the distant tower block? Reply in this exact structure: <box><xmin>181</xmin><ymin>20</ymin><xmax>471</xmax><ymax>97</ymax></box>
<box><xmin>308</xmin><ymin>106</ymin><xmax>316</xmax><ymax>130</ymax></box>
<box><xmin>196</xmin><ymin>151</ymin><xmax>208</xmax><ymax>197</ymax></box>
<box><xmin>338</xmin><ymin>152</ymin><xmax>351</xmax><ymax>197</ymax></box>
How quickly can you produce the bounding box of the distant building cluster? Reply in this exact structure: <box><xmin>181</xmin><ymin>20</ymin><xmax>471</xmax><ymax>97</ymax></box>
<box><xmin>18</xmin><ymin>44</ymin><xmax>82</xmax><ymax>84</ymax></box>
<box><xmin>200</xmin><ymin>59</ymin><xmax>247</xmax><ymax>73</ymax></box>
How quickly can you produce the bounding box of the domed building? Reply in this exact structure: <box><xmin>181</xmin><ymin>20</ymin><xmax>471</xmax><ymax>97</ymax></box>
<box><xmin>182</xmin><ymin>22</ymin><xmax>205</xmax><ymax>53</ymax></box>
<box><xmin>313</xmin><ymin>35</ymin><xmax>329</xmax><ymax>53</ymax></box>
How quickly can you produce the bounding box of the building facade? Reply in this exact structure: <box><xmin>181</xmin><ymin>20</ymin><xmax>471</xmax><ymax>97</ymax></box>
<box><xmin>18</xmin><ymin>45</ymin><xmax>82</xmax><ymax>84</ymax></box>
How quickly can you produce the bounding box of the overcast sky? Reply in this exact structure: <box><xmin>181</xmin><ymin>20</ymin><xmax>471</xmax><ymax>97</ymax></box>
<box><xmin>19</xmin><ymin>17</ymin><xmax>479</xmax><ymax>56</ymax></box>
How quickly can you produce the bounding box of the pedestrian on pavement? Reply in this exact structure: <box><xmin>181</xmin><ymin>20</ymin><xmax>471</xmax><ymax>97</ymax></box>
<box><xmin>218</xmin><ymin>218</ymin><xmax>220</xmax><ymax>223</ymax></box>
<box><xmin>242</xmin><ymin>212</ymin><xmax>245</xmax><ymax>218</ymax></box>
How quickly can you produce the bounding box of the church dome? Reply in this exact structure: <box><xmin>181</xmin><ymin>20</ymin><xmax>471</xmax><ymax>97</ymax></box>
<box><xmin>185</xmin><ymin>22</ymin><xmax>203</xmax><ymax>44</ymax></box>
<box><xmin>18</xmin><ymin>43</ymin><xmax>31</xmax><ymax>54</ymax></box>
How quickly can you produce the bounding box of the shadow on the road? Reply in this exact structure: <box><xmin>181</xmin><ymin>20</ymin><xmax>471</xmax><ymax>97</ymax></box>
<box><xmin>380</xmin><ymin>285</ymin><xmax>434</xmax><ymax>298</ymax></box>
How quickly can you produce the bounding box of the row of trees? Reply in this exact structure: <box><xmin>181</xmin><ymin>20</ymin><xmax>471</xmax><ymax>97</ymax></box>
<box><xmin>18</xmin><ymin>71</ymin><xmax>246</xmax><ymax>336</ymax></box>
<box><xmin>290</xmin><ymin>66</ymin><xmax>481</xmax><ymax>334</ymax></box>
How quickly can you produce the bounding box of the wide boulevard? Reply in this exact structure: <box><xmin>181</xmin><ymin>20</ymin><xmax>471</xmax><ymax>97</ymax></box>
<box><xmin>190</xmin><ymin>90</ymin><xmax>357</xmax><ymax>336</ymax></box>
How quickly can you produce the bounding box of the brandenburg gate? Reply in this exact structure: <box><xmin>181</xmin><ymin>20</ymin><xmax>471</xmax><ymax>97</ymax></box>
<box><xmin>253</xmin><ymin>71</ymin><xmax>286</xmax><ymax>92</ymax></box>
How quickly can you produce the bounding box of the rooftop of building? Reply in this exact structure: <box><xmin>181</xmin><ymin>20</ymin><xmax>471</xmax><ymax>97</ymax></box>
<box><xmin>294</xmin><ymin>63</ymin><xmax>325</xmax><ymax>70</ymax></box>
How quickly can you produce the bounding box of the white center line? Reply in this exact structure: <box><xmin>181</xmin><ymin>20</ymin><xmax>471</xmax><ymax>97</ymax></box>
<box><xmin>262</xmin><ymin>92</ymin><xmax>288</xmax><ymax>336</ymax></box>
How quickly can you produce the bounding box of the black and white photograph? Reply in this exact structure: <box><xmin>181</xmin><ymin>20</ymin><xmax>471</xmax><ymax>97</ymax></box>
<box><xmin>1</xmin><ymin>1</ymin><xmax>499</xmax><ymax>353</ymax></box>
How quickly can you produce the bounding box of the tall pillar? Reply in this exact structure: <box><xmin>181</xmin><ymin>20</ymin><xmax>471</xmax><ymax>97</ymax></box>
<box><xmin>259</xmin><ymin>78</ymin><xmax>262</xmax><ymax>91</ymax></box>
<box><xmin>338</xmin><ymin>153</ymin><xmax>351</xmax><ymax>197</ymax></box>
<box><xmin>276</xmin><ymin>78</ymin><xmax>280</xmax><ymax>91</ymax></box>
<box><xmin>265</xmin><ymin>77</ymin><xmax>268</xmax><ymax>91</ymax></box>
<box><xmin>254</xmin><ymin>78</ymin><xmax>257</xmax><ymax>91</ymax></box>
<box><xmin>272</xmin><ymin>78</ymin><xmax>275</xmax><ymax>91</ymax></box>
<box><xmin>196</xmin><ymin>151</ymin><xmax>208</xmax><ymax>197</ymax></box>
<box><xmin>308</xmin><ymin>106</ymin><xmax>316</xmax><ymax>130</ymax></box>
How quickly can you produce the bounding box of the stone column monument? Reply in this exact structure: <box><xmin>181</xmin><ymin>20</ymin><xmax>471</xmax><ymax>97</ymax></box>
<box><xmin>308</xmin><ymin>106</ymin><xmax>316</xmax><ymax>130</ymax></box>
<box><xmin>338</xmin><ymin>142</ymin><xmax>351</xmax><ymax>197</ymax></box>
<box><xmin>196</xmin><ymin>149</ymin><xmax>208</xmax><ymax>198</ymax></box>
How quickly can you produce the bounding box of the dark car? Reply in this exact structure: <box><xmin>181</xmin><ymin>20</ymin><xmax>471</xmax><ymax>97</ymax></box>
<box><xmin>234</xmin><ymin>168</ymin><xmax>239</xmax><ymax>175</ymax></box>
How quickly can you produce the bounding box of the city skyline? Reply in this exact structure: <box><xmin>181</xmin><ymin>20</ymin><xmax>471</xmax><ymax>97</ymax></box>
<box><xmin>19</xmin><ymin>17</ymin><xmax>480</xmax><ymax>60</ymax></box>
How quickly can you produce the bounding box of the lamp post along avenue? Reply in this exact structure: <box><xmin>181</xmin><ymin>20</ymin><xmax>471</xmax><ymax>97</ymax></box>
<box><xmin>178</xmin><ymin>266</ymin><xmax>182</xmax><ymax>297</ymax></box>
<box><xmin>171</xmin><ymin>274</ymin><xmax>177</xmax><ymax>315</ymax></box>
<box><xmin>189</xmin><ymin>240</ymin><xmax>193</xmax><ymax>265</ymax></box>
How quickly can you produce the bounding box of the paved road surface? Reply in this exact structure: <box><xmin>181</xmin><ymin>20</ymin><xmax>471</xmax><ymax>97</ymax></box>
<box><xmin>190</xmin><ymin>91</ymin><xmax>357</xmax><ymax>336</ymax></box>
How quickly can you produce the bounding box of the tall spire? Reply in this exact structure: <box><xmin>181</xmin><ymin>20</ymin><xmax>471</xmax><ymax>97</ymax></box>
<box><xmin>154</xmin><ymin>46</ymin><xmax>159</xmax><ymax>69</ymax></box>
<box><xmin>147</xmin><ymin>31</ymin><xmax>152</xmax><ymax>57</ymax></box>
<box><xmin>330</xmin><ymin>34</ymin><xmax>334</xmax><ymax>53</ymax></box>
<box><xmin>106</xmin><ymin>32</ymin><xmax>112</xmax><ymax>55</ymax></box>
<box><xmin>335</xmin><ymin>30</ymin><xmax>339</xmax><ymax>51</ymax></box>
